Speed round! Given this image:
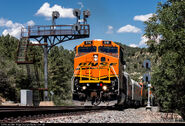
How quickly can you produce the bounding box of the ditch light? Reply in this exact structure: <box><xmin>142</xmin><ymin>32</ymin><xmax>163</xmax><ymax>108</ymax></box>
<box><xmin>102</xmin><ymin>85</ymin><xmax>107</xmax><ymax>91</ymax></box>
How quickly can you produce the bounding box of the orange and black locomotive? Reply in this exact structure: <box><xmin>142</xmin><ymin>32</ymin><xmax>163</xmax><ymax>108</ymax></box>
<box><xmin>72</xmin><ymin>40</ymin><xmax>144</xmax><ymax>106</ymax></box>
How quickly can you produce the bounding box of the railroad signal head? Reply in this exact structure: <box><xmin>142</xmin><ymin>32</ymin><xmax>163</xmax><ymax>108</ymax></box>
<box><xmin>73</xmin><ymin>24</ymin><xmax>81</xmax><ymax>31</ymax></box>
<box><xmin>143</xmin><ymin>73</ymin><xmax>151</xmax><ymax>83</ymax></box>
<box><xmin>52</xmin><ymin>11</ymin><xmax>60</xmax><ymax>19</ymax></box>
<box><xmin>52</xmin><ymin>11</ymin><xmax>60</xmax><ymax>25</ymax></box>
<box><xmin>143</xmin><ymin>60</ymin><xmax>151</xmax><ymax>69</ymax></box>
<box><xmin>73</xmin><ymin>9</ymin><xmax>81</xmax><ymax>18</ymax></box>
<box><xmin>83</xmin><ymin>10</ymin><xmax>90</xmax><ymax>18</ymax></box>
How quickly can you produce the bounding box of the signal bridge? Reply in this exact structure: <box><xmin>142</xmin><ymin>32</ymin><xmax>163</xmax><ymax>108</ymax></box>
<box><xmin>16</xmin><ymin>9</ymin><xmax>90</xmax><ymax>101</ymax></box>
<box><xmin>20</xmin><ymin>24</ymin><xmax>89</xmax><ymax>52</ymax></box>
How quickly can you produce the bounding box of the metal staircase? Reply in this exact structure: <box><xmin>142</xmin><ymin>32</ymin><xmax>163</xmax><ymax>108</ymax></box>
<box><xmin>16</xmin><ymin>37</ymin><xmax>34</xmax><ymax>64</ymax></box>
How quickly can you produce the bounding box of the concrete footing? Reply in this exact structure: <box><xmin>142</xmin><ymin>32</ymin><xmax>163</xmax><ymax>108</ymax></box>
<box><xmin>39</xmin><ymin>101</ymin><xmax>55</xmax><ymax>106</ymax></box>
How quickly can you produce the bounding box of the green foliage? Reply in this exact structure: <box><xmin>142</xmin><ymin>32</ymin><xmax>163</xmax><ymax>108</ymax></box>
<box><xmin>0</xmin><ymin>35</ymin><xmax>36</xmax><ymax>101</ymax></box>
<box><xmin>116</xmin><ymin>42</ymin><xmax>152</xmax><ymax>82</ymax></box>
<box><xmin>144</xmin><ymin>0</ymin><xmax>185</xmax><ymax>119</ymax></box>
<box><xmin>0</xmin><ymin>35</ymin><xmax>18</xmax><ymax>60</ymax></box>
<box><xmin>0</xmin><ymin>35</ymin><xmax>75</xmax><ymax>105</ymax></box>
<box><xmin>48</xmin><ymin>46</ymin><xmax>74</xmax><ymax>105</ymax></box>
<box><xmin>0</xmin><ymin>69</ymin><xmax>17</xmax><ymax>101</ymax></box>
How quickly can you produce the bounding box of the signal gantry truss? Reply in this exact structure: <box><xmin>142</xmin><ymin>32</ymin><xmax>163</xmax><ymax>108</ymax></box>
<box><xmin>16</xmin><ymin>9</ymin><xmax>90</xmax><ymax>101</ymax></box>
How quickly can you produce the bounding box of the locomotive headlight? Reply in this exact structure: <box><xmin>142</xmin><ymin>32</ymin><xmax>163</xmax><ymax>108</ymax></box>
<box><xmin>82</xmin><ymin>86</ymin><xmax>86</xmax><ymax>90</ymax></box>
<box><xmin>102</xmin><ymin>85</ymin><xmax>107</xmax><ymax>91</ymax></box>
<box><xmin>93</xmin><ymin>55</ymin><xmax>98</xmax><ymax>62</ymax></box>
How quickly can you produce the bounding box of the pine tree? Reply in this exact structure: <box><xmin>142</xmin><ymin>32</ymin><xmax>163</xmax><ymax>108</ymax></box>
<box><xmin>48</xmin><ymin>46</ymin><xmax>72</xmax><ymax>105</ymax></box>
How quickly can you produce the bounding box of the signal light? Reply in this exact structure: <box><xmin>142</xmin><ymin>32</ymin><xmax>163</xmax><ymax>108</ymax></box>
<box><xmin>100</xmin><ymin>83</ymin><xmax>103</xmax><ymax>87</ymax></box>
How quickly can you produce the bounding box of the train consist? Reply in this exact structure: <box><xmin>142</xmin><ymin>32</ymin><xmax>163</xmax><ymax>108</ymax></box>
<box><xmin>72</xmin><ymin>40</ymin><xmax>146</xmax><ymax>107</ymax></box>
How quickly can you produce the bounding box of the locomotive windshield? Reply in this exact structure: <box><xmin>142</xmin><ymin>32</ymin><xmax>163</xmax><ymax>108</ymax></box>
<box><xmin>78</xmin><ymin>46</ymin><xmax>97</xmax><ymax>53</ymax></box>
<box><xmin>98</xmin><ymin>46</ymin><xmax>118</xmax><ymax>53</ymax></box>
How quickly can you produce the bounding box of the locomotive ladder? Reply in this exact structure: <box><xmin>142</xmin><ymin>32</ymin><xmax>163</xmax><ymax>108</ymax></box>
<box><xmin>16</xmin><ymin>37</ymin><xmax>34</xmax><ymax>64</ymax></box>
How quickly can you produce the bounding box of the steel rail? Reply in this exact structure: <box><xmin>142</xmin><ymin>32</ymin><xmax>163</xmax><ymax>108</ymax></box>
<box><xmin>0</xmin><ymin>106</ymin><xmax>112</xmax><ymax>121</ymax></box>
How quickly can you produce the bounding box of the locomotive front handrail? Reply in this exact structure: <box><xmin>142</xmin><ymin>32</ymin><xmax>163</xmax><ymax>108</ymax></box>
<box><xmin>78</xmin><ymin>64</ymin><xmax>117</xmax><ymax>83</ymax></box>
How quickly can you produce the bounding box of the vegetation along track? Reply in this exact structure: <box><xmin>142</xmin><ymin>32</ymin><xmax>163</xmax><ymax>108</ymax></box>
<box><xmin>0</xmin><ymin>106</ymin><xmax>113</xmax><ymax>123</ymax></box>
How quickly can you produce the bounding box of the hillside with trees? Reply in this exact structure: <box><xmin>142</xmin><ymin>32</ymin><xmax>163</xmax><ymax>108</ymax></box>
<box><xmin>116</xmin><ymin>42</ymin><xmax>155</xmax><ymax>82</ymax></box>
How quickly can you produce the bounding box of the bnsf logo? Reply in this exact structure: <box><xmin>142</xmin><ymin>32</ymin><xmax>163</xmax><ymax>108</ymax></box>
<box><xmin>78</xmin><ymin>62</ymin><xmax>117</xmax><ymax>66</ymax></box>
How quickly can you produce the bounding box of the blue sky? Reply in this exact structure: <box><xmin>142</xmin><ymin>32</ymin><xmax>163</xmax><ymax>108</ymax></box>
<box><xmin>0</xmin><ymin>0</ymin><xmax>166</xmax><ymax>50</ymax></box>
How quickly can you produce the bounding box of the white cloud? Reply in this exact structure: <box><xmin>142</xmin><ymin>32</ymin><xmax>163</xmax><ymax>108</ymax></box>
<box><xmin>0</xmin><ymin>18</ymin><xmax>23</xmax><ymax>38</ymax></box>
<box><xmin>139</xmin><ymin>35</ymin><xmax>149</xmax><ymax>46</ymax></box>
<box><xmin>134</xmin><ymin>13</ymin><xmax>153</xmax><ymax>22</ymax></box>
<box><xmin>35</xmin><ymin>2</ymin><xmax>75</xmax><ymax>19</ymax></box>
<box><xmin>151</xmin><ymin>35</ymin><xmax>161</xmax><ymax>44</ymax></box>
<box><xmin>0</xmin><ymin>18</ymin><xmax>15</xmax><ymax>28</ymax></box>
<box><xmin>27</xmin><ymin>20</ymin><xmax>35</xmax><ymax>26</ymax></box>
<box><xmin>30</xmin><ymin>40</ymin><xmax>39</xmax><ymax>44</ymax></box>
<box><xmin>117</xmin><ymin>25</ymin><xmax>141</xmax><ymax>33</ymax></box>
<box><xmin>0</xmin><ymin>18</ymin><xmax>35</xmax><ymax>38</ymax></box>
<box><xmin>129</xmin><ymin>44</ymin><xmax>138</xmax><ymax>48</ymax></box>
<box><xmin>78</xmin><ymin>2</ymin><xmax>84</xmax><ymax>10</ymax></box>
<box><xmin>129</xmin><ymin>35</ymin><xmax>149</xmax><ymax>48</ymax></box>
<box><xmin>136</xmin><ymin>35</ymin><xmax>161</xmax><ymax>47</ymax></box>
<box><xmin>0</xmin><ymin>18</ymin><xmax>6</xmax><ymax>26</ymax></box>
<box><xmin>106</xmin><ymin>25</ymin><xmax>114</xmax><ymax>34</ymax></box>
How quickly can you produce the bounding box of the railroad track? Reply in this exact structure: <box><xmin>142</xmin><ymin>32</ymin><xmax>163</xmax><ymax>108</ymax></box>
<box><xmin>0</xmin><ymin>106</ymin><xmax>114</xmax><ymax>123</ymax></box>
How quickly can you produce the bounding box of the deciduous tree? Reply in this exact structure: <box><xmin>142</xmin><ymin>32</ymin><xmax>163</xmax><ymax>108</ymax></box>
<box><xmin>144</xmin><ymin>0</ymin><xmax>185</xmax><ymax>119</ymax></box>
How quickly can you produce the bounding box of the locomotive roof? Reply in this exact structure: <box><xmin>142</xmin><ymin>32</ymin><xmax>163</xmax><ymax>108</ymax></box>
<box><xmin>75</xmin><ymin>40</ymin><xmax>119</xmax><ymax>48</ymax></box>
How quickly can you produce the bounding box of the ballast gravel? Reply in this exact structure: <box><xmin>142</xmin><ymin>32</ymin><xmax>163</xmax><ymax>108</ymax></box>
<box><xmin>26</xmin><ymin>107</ymin><xmax>184</xmax><ymax>123</ymax></box>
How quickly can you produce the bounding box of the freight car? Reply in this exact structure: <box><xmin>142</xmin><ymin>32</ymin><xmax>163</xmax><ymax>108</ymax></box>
<box><xmin>71</xmin><ymin>40</ymin><xmax>145</xmax><ymax>107</ymax></box>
